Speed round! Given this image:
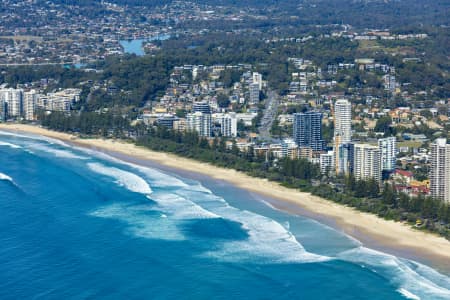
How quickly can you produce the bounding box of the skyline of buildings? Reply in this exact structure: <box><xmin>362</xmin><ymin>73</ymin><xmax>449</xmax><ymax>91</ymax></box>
<box><xmin>0</xmin><ymin>62</ymin><xmax>447</xmax><ymax>204</ymax></box>
<box><xmin>0</xmin><ymin>88</ymin><xmax>81</xmax><ymax>121</ymax></box>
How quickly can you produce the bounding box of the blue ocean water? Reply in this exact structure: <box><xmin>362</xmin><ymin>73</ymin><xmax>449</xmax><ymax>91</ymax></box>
<box><xmin>1</xmin><ymin>131</ymin><xmax>450</xmax><ymax>299</ymax></box>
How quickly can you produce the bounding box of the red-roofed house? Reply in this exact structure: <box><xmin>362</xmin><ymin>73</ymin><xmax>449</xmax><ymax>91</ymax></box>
<box><xmin>392</xmin><ymin>169</ymin><xmax>414</xmax><ymax>185</ymax></box>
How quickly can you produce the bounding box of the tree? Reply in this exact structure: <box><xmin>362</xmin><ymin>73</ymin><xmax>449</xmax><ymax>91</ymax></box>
<box><xmin>420</xmin><ymin>109</ymin><xmax>433</xmax><ymax>120</ymax></box>
<box><xmin>176</xmin><ymin>108</ymin><xmax>187</xmax><ymax>118</ymax></box>
<box><xmin>217</xmin><ymin>93</ymin><xmax>230</xmax><ymax>108</ymax></box>
<box><xmin>374</xmin><ymin>115</ymin><xmax>394</xmax><ymax>136</ymax></box>
<box><xmin>382</xmin><ymin>183</ymin><xmax>396</xmax><ymax>206</ymax></box>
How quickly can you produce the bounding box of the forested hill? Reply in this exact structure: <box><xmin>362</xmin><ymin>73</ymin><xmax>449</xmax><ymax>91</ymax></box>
<box><xmin>44</xmin><ymin>0</ymin><xmax>449</xmax><ymax>28</ymax></box>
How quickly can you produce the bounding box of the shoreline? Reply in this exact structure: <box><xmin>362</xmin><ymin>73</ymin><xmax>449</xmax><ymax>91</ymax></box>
<box><xmin>2</xmin><ymin>123</ymin><xmax>450</xmax><ymax>272</ymax></box>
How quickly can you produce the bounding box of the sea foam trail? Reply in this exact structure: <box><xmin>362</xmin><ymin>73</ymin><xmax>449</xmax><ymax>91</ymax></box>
<box><xmin>337</xmin><ymin>247</ymin><xmax>450</xmax><ymax>300</ymax></box>
<box><xmin>0</xmin><ymin>130</ymin><xmax>70</xmax><ymax>146</ymax></box>
<box><xmin>166</xmin><ymin>188</ymin><xmax>331</xmax><ymax>264</ymax></box>
<box><xmin>26</xmin><ymin>143</ymin><xmax>88</xmax><ymax>160</ymax></box>
<box><xmin>73</xmin><ymin>145</ymin><xmax>209</xmax><ymax>192</ymax></box>
<box><xmin>149</xmin><ymin>193</ymin><xmax>219</xmax><ymax>219</ymax></box>
<box><xmin>87</xmin><ymin>162</ymin><xmax>152</xmax><ymax>195</ymax></box>
<box><xmin>0</xmin><ymin>141</ymin><xmax>22</xmax><ymax>149</ymax></box>
<box><xmin>90</xmin><ymin>203</ymin><xmax>185</xmax><ymax>241</ymax></box>
<box><xmin>0</xmin><ymin>172</ymin><xmax>14</xmax><ymax>183</ymax></box>
<box><xmin>398</xmin><ymin>288</ymin><xmax>420</xmax><ymax>300</ymax></box>
<box><xmin>202</xmin><ymin>203</ymin><xmax>331</xmax><ymax>264</ymax></box>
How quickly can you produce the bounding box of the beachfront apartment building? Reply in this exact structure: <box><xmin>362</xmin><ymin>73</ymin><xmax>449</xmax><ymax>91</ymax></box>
<box><xmin>281</xmin><ymin>138</ymin><xmax>298</xmax><ymax>160</ymax></box>
<box><xmin>334</xmin><ymin>99</ymin><xmax>352</xmax><ymax>144</ymax></box>
<box><xmin>0</xmin><ymin>88</ymin><xmax>23</xmax><ymax>118</ymax></box>
<box><xmin>430</xmin><ymin>139</ymin><xmax>450</xmax><ymax>203</ymax></box>
<box><xmin>186</xmin><ymin>111</ymin><xmax>212</xmax><ymax>137</ymax></box>
<box><xmin>353</xmin><ymin>144</ymin><xmax>381</xmax><ymax>183</ymax></box>
<box><xmin>24</xmin><ymin>90</ymin><xmax>39</xmax><ymax>121</ymax></box>
<box><xmin>378</xmin><ymin>137</ymin><xmax>397</xmax><ymax>172</ymax></box>
<box><xmin>333</xmin><ymin>99</ymin><xmax>352</xmax><ymax>173</ymax></box>
<box><xmin>213</xmin><ymin>112</ymin><xmax>237</xmax><ymax>137</ymax></box>
<box><xmin>320</xmin><ymin>151</ymin><xmax>334</xmax><ymax>175</ymax></box>
<box><xmin>0</xmin><ymin>88</ymin><xmax>81</xmax><ymax>120</ymax></box>
<box><xmin>293</xmin><ymin>111</ymin><xmax>325</xmax><ymax>151</ymax></box>
<box><xmin>337</xmin><ymin>142</ymin><xmax>355</xmax><ymax>175</ymax></box>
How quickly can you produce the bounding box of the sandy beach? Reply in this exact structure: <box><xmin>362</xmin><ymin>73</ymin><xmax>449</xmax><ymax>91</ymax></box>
<box><xmin>2</xmin><ymin>123</ymin><xmax>450</xmax><ymax>271</ymax></box>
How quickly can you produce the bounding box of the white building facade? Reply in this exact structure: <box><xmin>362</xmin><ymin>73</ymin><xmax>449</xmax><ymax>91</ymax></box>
<box><xmin>187</xmin><ymin>112</ymin><xmax>212</xmax><ymax>137</ymax></box>
<box><xmin>430</xmin><ymin>139</ymin><xmax>450</xmax><ymax>203</ymax></box>
<box><xmin>378</xmin><ymin>137</ymin><xmax>397</xmax><ymax>172</ymax></box>
<box><xmin>353</xmin><ymin>144</ymin><xmax>381</xmax><ymax>183</ymax></box>
<box><xmin>0</xmin><ymin>88</ymin><xmax>24</xmax><ymax>118</ymax></box>
<box><xmin>213</xmin><ymin>112</ymin><xmax>237</xmax><ymax>137</ymax></box>
<box><xmin>333</xmin><ymin>99</ymin><xmax>352</xmax><ymax>173</ymax></box>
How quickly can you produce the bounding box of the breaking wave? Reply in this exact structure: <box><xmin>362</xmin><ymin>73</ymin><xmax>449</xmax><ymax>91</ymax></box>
<box><xmin>0</xmin><ymin>172</ymin><xmax>14</xmax><ymax>183</ymax></box>
<box><xmin>87</xmin><ymin>162</ymin><xmax>152</xmax><ymax>195</ymax></box>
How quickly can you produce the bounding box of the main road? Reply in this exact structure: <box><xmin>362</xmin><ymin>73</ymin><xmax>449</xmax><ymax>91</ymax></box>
<box><xmin>258</xmin><ymin>89</ymin><xmax>279</xmax><ymax>143</ymax></box>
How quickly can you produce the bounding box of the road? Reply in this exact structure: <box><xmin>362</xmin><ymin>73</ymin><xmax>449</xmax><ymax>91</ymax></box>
<box><xmin>258</xmin><ymin>89</ymin><xmax>279</xmax><ymax>142</ymax></box>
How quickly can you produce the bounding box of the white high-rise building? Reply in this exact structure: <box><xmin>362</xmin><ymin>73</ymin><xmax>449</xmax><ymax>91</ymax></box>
<box><xmin>378</xmin><ymin>137</ymin><xmax>397</xmax><ymax>172</ymax></box>
<box><xmin>430</xmin><ymin>139</ymin><xmax>450</xmax><ymax>203</ymax></box>
<box><xmin>281</xmin><ymin>138</ymin><xmax>298</xmax><ymax>159</ymax></box>
<box><xmin>0</xmin><ymin>98</ymin><xmax>6</xmax><ymax>120</ymax></box>
<box><xmin>9</xmin><ymin>89</ymin><xmax>23</xmax><ymax>118</ymax></box>
<box><xmin>334</xmin><ymin>99</ymin><xmax>352</xmax><ymax>143</ymax></box>
<box><xmin>320</xmin><ymin>151</ymin><xmax>334</xmax><ymax>175</ymax></box>
<box><xmin>186</xmin><ymin>111</ymin><xmax>211</xmax><ymax>137</ymax></box>
<box><xmin>213</xmin><ymin>112</ymin><xmax>237</xmax><ymax>137</ymax></box>
<box><xmin>0</xmin><ymin>88</ymin><xmax>23</xmax><ymax>118</ymax></box>
<box><xmin>249</xmin><ymin>83</ymin><xmax>260</xmax><ymax>105</ymax></box>
<box><xmin>333</xmin><ymin>99</ymin><xmax>352</xmax><ymax>173</ymax></box>
<box><xmin>353</xmin><ymin>144</ymin><xmax>381</xmax><ymax>182</ymax></box>
<box><xmin>252</xmin><ymin>72</ymin><xmax>263</xmax><ymax>90</ymax></box>
<box><xmin>24</xmin><ymin>90</ymin><xmax>40</xmax><ymax>121</ymax></box>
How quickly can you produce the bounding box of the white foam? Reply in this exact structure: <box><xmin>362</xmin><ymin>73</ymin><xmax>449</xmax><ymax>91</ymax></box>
<box><xmin>0</xmin><ymin>172</ymin><xmax>13</xmax><ymax>182</ymax></box>
<box><xmin>27</xmin><ymin>143</ymin><xmax>88</xmax><ymax>160</ymax></box>
<box><xmin>84</xmin><ymin>159</ymin><xmax>329</xmax><ymax>264</ymax></box>
<box><xmin>149</xmin><ymin>193</ymin><xmax>219</xmax><ymax>219</ymax></box>
<box><xmin>62</xmin><ymin>142</ymin><xmax>212</xmax><ymax>193</ymax></box>
<box><xmin>398</xmin><ymin>288</ymin><xmax>421</xmax><ymax>300</ymax></box>
<box><xmin>174</xmin><ymin>190</ymin><xmax>330</xmax><ymax>263</ymax></box>
<box><xmin>338</xmin><ymin>247</ymin><xmax>450</xmax><ymax>300</ymax></box>
<box><xmin>0</xmin><ymin>130</ymin><xmax>71</xmax><ymax>147</ymax></box>
<box><xmin>87</xmin><ymin>162</ymin><xmax>152</xmax><ymax>195</ymax></box>
<box><xmin>133</xmin><ymin>165</ymin><xmax>189</xmax><ymax>189</ymax></box>
<box><xmin>0</xmin><ymin>141</ymin><xmax>22</xmax><ymax>149</ymax></box>
<box><xmin>202</xmin><ymin>205</ymin><xmax>331</xmax><ymax>264</ymax></box>
<box><xmin>90</xmin><ymin>203</ymin><xmax>184</xmax><ymax>241</ymax></box>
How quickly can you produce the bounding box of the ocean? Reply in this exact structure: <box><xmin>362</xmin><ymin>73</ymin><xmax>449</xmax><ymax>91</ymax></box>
<box><xmin>1</xmin><ymin>130</ymin><xmax>450</xmax><ymax>299</ymax></box>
